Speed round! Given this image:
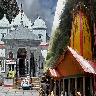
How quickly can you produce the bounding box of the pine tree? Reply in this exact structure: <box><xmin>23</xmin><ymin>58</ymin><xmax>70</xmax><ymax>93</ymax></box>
<box><xmin>0</xmin><ymin>0</ymin><xmax>19</xmax><ymax>23</ymax></box>
<box><xmin>45</xmin><ymin>0</ymin><xmax>96</xmax><ymax>71</ymax></box>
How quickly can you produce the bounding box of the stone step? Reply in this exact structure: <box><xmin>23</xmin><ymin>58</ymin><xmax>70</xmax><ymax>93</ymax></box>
<box><xmin>32</xmin><ymin>85</ymin><xmax>40</xmax><ymax>87</ymax></box>
<box><xmin>32</xmin><ymin>81</ymin><xmax>40</xmax><ymax>83</ymax></box>
<box><xmin>32</xmin><ymin>86</ymin><xmax>41</xmax><ymax>90</ymax></box>
<box><xmin>32</xmin><ymin>82</ymin><xmax>40</xmax><ymax>84</ymax></box>
<box><xmin>31</xmin><ymin>77</ymin><xmax>41</xmax><ymax>90</ymax></box>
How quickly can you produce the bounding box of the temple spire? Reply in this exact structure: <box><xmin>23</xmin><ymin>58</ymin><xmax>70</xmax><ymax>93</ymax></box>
<box><xmin>20</xmin><ymin>3</ymin><xmax>23</xmax><ymax>25</ymax></box>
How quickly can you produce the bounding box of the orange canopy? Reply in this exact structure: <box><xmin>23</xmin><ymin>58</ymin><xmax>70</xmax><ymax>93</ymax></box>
<box><xmin>48</xmin><ymin>68</ymin><xmax>61</xmax><ymax>79</ymax></box>
<box><xmin>49</xmin><ymin>47</ymin><xmax>96</xmax><ymax>78</ymax></box>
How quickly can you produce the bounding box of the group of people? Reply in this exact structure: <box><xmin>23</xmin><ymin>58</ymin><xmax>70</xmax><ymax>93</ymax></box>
<box><xmin>40</xmin><ymin>75</ymin><xmax>83</xmax><ymax>96</ymax></box>
<box><xmin>41</xmin><ymin>75</ymin><xmax>50</xmax><ymax>96</ymax></box>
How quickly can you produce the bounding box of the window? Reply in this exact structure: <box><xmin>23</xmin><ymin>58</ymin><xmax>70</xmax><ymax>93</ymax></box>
<box><xmin>38</xmin><ymin>34</ymin><xmax>42</xmax><ymax>39</ymax></box>
<box><xmin>39</xmin><ymin>35</ymin><xmax>41</xmax><ymax>39</ymax></box>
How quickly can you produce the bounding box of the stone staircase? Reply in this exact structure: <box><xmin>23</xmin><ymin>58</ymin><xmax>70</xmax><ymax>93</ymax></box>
<box><xmin>31</xmin><ymin>77</ymin><xmax>41</xmax><ymax>90</ymax></box>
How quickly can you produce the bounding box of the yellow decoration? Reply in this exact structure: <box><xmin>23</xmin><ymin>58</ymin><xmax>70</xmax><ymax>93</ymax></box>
<box><xmin>70</xmin><ymin>11</ymin><xmax>92</xmax><ymax>59</ymax></box>
<box><xmin>8</xmin><ymin>70</ymin><xmax>16</xmax><ymax>78</ymax></box>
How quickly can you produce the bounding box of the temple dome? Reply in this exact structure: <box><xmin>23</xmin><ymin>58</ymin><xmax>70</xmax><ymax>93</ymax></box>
<box><xmin>33</xmin><ymin>17</ymin><xmax>47</xmax><ymax>29</ymax></box>
<box><xmin>0</xmin><ymin>14</ymin><xmax>10</xmax><ymax>27</ymax></box>
<box><xmin>10</xmin><ymin>12</ymin><xmax>32</xmax><ymax>29</ymax></box>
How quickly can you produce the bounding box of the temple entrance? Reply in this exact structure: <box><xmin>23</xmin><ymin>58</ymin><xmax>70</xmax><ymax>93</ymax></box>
<box><xmin>19</xmin><ymin>58</ymin><xmax>25</xmax><ymax>76</ymax></box>
<box><xmin>30</xmin><ymin>53</ymin><xmax>35</xmax><ymax>77</ymax></box>
<box><xmin>17</xmin><ymin>48</ymin><xmax>27</xmax><ymax>77</ymax></box>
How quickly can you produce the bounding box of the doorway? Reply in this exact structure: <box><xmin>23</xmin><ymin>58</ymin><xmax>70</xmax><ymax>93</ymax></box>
<box><xmin>19</xmin><ymin>58</ymin><xmax>25</xmax><ymax>76</ymax></box>
<box><xmin>17</xmin><ymin>48</ymin><xmax>27</xmax><ymax>77</ymax></box>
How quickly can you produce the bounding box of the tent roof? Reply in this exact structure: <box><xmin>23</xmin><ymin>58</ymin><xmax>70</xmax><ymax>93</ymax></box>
<box><xmin>68</xmin><ymin>46</ymin><xmax>96</xmax><ymax>74</ymax></box>
<box><xmin>48</xmin><ymin>47</ymin><xmax>96</xmax><ymax>78</ymax></box>
<box><xmin>48</xmin><ymin>68</ymin><xmax>60</xmax><ymax>78</ymax></box>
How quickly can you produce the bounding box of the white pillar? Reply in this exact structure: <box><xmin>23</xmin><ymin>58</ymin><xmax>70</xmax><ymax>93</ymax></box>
<box><xmin>27</xmin><ymin>46</ymin><xmax>30</xmax><ymax>76</ymax></box>
<box><xmin>25</xmin><ymin>59</ymin><xmax>27</xmax><ymax>75</ymax></box>
<box><xmin>83</xmin><ymin>77</ymin><xmax>85</xmax><ymax>96</ymax></box>
<box><xmin>17</xmin><ymin>58</ymin><xmax>19</xmax><ymax>77</ymax></box>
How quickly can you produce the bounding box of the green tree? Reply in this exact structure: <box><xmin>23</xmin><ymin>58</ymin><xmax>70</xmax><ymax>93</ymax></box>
<box><xmin>0</xmin><ymin>0</ymin><xmax>19</xmax><ymax>23</ymax></box>
<box><xmin>45</xmin><ymin>0</ymin><xmax>96</xmax><ymax>71</ymax></box>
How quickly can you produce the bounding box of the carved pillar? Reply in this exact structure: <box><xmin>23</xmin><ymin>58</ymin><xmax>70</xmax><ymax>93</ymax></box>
<box><xmin>27</xmin><ymin>46</ymin><xmax>30</xmax><ymax>76</ymax></box>
<box><xmin>25</xmin><ymin>59</ymin><xmax>27</xmax><ymax>75</ymax></box>
<box><xmin>16</xmin><ymin>58</ymin><xmax>19</xmax><ymax>78</ymax></box>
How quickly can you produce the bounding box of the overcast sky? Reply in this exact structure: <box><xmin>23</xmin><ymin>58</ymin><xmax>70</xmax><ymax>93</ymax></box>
<box><xmin>16</xmin><ymin>0</ymin><xmax>58</xmax><ymax>35</ymax></box>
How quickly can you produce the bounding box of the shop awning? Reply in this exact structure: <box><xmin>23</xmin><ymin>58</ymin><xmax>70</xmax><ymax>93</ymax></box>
<box><xmin>68</xmin><ymin>46</ymin><xmax>96</xmax><ymax>74</ymax></box>
<box><xmin>48</xmin><ymin>68</ymin><xmax>60</xmax><ymax>78</ymax></box>
<box><xmin>47</xmin><ymin>46</ymin><xmax>96</xmax><ymax>79</ymax></box>
<box><xmin>54</xmin><ymin>46</ymin><xmax>96</xmax><ymax>77</ymax></box>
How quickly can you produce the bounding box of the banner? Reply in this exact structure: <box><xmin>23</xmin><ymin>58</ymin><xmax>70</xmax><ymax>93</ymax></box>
<box><xmin>6</xmin><ymin>60</ymin><xmax>16</xmax><ymax>64</ymax></box>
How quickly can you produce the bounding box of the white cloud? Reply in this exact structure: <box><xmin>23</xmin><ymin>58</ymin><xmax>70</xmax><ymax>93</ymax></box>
<box><xmin>16</xmin><ymin>0</ymin><xmax>57</xmax><ymax>35</ymax></box>
<box><xmin>52</xmin><ymin>0</ymin><xmax>66</xmax><ymax>32</ymax></box>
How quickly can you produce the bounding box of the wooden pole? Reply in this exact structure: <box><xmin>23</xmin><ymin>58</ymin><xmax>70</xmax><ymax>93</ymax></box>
<box><xmin>59</xmin><ymin>80</ymin><xmax>61</xmax><ymax>96</ymax></box>
<box><xmin>90</xmin><ymin>77</ymin><xmax>93</xmax><ymax>96</ymax></box>
<box><xmin>63</xmin><ymin>78</ymin><xmax>65</xmax><ymax>95</ymax></box>
<box><xmin>68</xmin><ymin>78</ymin><xmax>70</xmax><ymax>96</ymax></box>
<box><xmin>83</xmin><ymin>77</ymin><xmax>85</xmax><ymax>96</ymax></box>
<box><xmin>75</xmin><ymin>77</ymin><xmax>77</xmax><ymax>95</ymax></box>
<box><xmin>54</xmin><ymin>80</ymin><xmax>56</xmax><ymax>96</ymax></box>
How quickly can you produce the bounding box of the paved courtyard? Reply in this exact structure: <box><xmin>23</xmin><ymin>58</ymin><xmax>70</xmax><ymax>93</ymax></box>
<box><xmin>0</xmin><ymin>86</ymin><xmax>39</xmax><ymax>96</ymax></box>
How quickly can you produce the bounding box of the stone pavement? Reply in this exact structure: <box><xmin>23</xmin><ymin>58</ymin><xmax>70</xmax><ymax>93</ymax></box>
<box><xmin>0</xmin><ymin>86</ymin><xmax>39</xmax><ymax>96</ymax></box>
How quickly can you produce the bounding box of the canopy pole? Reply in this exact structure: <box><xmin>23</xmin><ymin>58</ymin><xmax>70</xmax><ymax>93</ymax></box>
<box><xmin>83</xmin><ymin>76</ymin><xmax>85</xmax><ymax>96</ymax></box>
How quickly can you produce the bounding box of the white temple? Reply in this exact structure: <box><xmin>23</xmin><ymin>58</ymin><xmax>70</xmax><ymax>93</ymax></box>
<box><xmin>10</xmin><ymin>11</ymin><xmax>32</xmax><ymax>30</ymax></box>
<box><xmin>0</xmin><ymin>10</ymin><xmax>48</xmax><ymax>74</ymax></box>
<box><xmin>0</xmin><ymin>14</ymin><xmax>11</xmax><ymax>44</ymax></box>
<box><xmin>32</xmin><ymin>17</ymin><xmax>47</xmax><ymax>43</ymax></box>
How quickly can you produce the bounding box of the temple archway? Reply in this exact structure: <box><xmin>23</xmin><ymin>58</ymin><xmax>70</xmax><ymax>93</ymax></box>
<box><xmin>17</xmin><ymin>48</ymin><xmax>27</xmax><ymax>77</ymax></box>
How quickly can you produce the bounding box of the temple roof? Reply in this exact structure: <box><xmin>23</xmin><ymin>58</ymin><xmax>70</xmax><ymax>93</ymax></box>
<box><xmin>3</xmin><ymin>25</ymin><xmax>39</xmax><ymax>40</ymax></box>
<box><xmin>0</xmin><ymin>14</ymin><xmax>10</xmax><ymax>28</ymax></box>
<box><xmin>10</xmin><ymin>12</ymin><xmax>32</xmax><ymax>29</ymax></box>
<box><xmin>33</xmin><ymin>17</ymin><xmax>47</xmax><ymax>29</ymax></box>
<box><xmin>47</xmin><ymin>47</ymin><xmax>96</xmax><ymax>78</ymax></box>
<box><xmin>68</xmin><ymin>47</ymin><xmax>96</xmax><ymax>74</ymax></box>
